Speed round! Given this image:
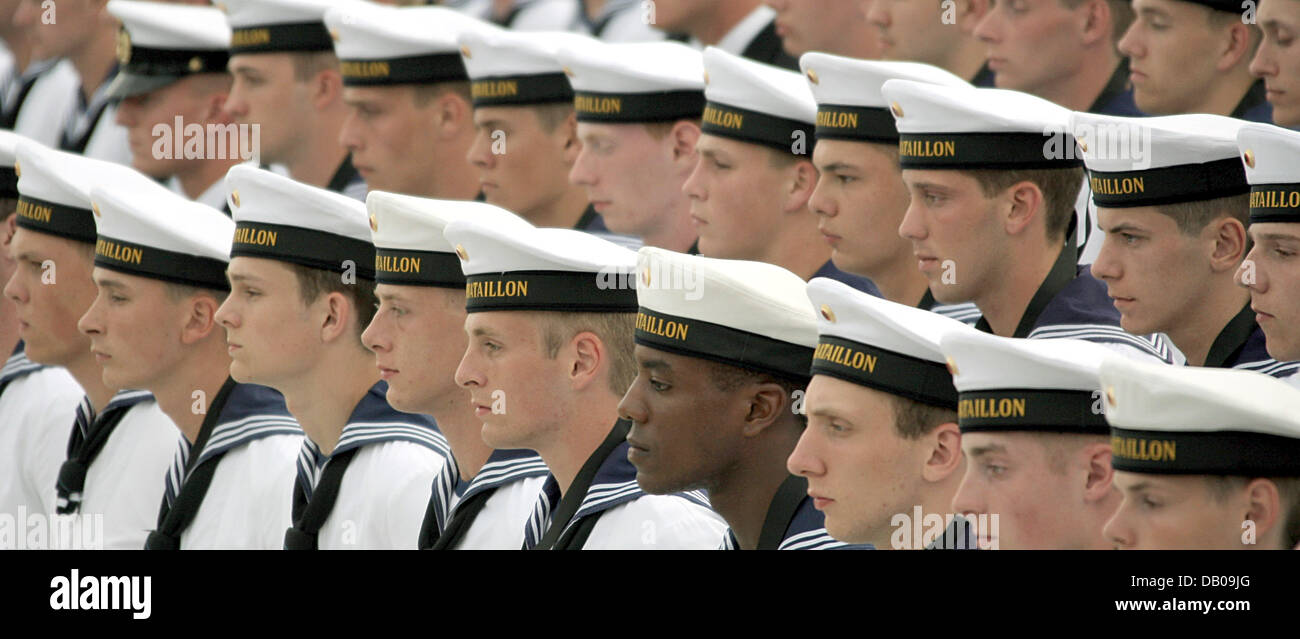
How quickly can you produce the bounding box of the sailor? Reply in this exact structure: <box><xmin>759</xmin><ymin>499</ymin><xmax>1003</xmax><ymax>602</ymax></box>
<box><xmin>802</xmin><ymin>53</ymin><xmax>979</xmax><ymax>322</ymax></box>
<box><xmin>863</xmin><ymin>0</ymin><xmax>995</xmax><ymax>86</ymax></box>
<box><xmin>647</xmin><ymin>0</ymin><xmax>800</xmax><ymax>70</ymax></box>
<box><xmin>0</xmin><ymin>132</ymin><xmax>83</xmax><ymax>524</ymax></box>
<box><xmin>11</xmin><ymin>141</ymin><xmax>176</xmax><ymax>549</ymax></box>
<box><xmin>1</xmin><ymin>2</ymin><xmax>79</xmax><ymax>148</ymax></box>
<box><xmin>1101</xmin><ymin>358</ymin><xmax>1300</xmax><ymax>549</ymax></box>
<box><xmin>1236</xmin><ymin>123</ymin><xmax>1300</xmax><ymax>379</ymax></box>
<box><xmin>788</xmin><ymin>278</ymin><xmax>978</xmax><ymax>549</ymax></box>
<box><xmin>1079</xmin><ymin>112</ymin><xmax>1297</xmax><ymax>376</ymax></box>
<box><xmin>362</xmin><ymin>191</ymin><xmax>548</xmax><ymax>549</ymax></box>
<box><xmin>106</xmin><ymin>0</ymin><xmax>241</xmax><ymax>212</ymax></box>
<box><xmin>80</xmin><ymin>176</ymin><xmax>301</xmax><ymax>549</ymax></box>
<box><xmin>220</xmin><ymin>0</ymin><xmax>367</xmax><ymax>200</ymax></box>
<box><xmin>973</xmin><ymin>0</ymin><xmax>1142</xmax><ymax>116</ymax></box>
<box><xmin>1119</xmin><ymin>0</ymin><xmax>1272</xmax><ymax>122</ymax></box>
<box><xmin>444</xmin><ymin>218</ymin><xmax>728</xmax><ymax>548</ymax></box>
<box><xmin>459</xmin><ymin>28</ymin><xmax>615</xmax><ymax>233</ymax></box>
<box><xmin>883</xmin><ymin>79</ymin><xmax>1172</xmax><ymax>362</ymax></box>
<box><xmin>328</xmin><ymin>3</ymin><xmax>493</xmax><ymax>200</ymax></box>
<box><xmin>687</xmin><ymin>47</ymin><xmax>881</xmax><ymax>296</ymax></box>
<box><xmin>620</xmin><ymin>248</ymin><xmax>862</xmax><ymax>549</ymax></box>
<box><xmin>943</xmin><ymin>330</ymin><xmax>1123</xmax><ymax>549</ymax></box>
<box><xmin>562</xmin><ymin>40</ymin><xmax>705</xmax><ymax>251</ymax></box>
<box><xmin>766</xmin><ymin>0</ymin><xmax>881</xmax><ymax>60</ymax></box>
<box><xmin>217</xmin><ymin>165</ymin><xmax>454</xmax><ymax>549</ymax></box>
<box><xmin>1249</xmin><ymin>0</ymin><xmax>1300</xmax><ymax>128</ymax></box>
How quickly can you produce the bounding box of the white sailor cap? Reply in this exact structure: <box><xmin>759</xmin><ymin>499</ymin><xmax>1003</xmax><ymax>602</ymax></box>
<box><xmin>800</xmin><ymin>53</ymin><xmax>970</xmax><ymax>143</ymax></box>
<box><xmin>221</xmin><ymin>0</ymin><xmax>349</xmax><ymax>55</ymax></box>
<box><xmin>88</xmin><ymin>182</ymin><xmax>234</xmax><ymax>291</ymax></box>
<box><xmin>106</xmin><ymin>0</ymin><xmax>231</xmax><ymax>99</ymax></box>
<box><xmin>634</xmin><ymin>247</ymin><xmax>817</xmax><ymax>382</ymax></box>
<box><xmin>701</xmin><ymin>46</ymin><xmax>816</xmax><ymax>155</ymax></box>
<box><xmin>881</xmin><ymin>79</ymin><xmax>1081</xmax><ymax>170</ymax></box>
<box><xmin>459</xmin><ymin>30</ymin><xmax>595</xmax><ymax>108</ymax></box>
<box><xmin>1237</xmin><ymin>122</ymin><xmax>1300</xmax><ymax>225</ymax></box>
<box><xmin>13</xmin><ymin>142</ymin><xmax>159</xmax><ymax>245</ymax></box>
<box><xmin>557</xmin><ymin>40</ymin><xmax>706</xmax><ymax>124</ymax></box>
<box><xmin>442</xmin><ymin>218</ymin><xmax>638</xmax><ymax>314</ymax></box>
<box><xmin>1071</xmin><ymin>112</ymin><xmax>1249</xmax><ymax>209</ymax></box>
<box><xmin>807</xmin><ymin>277</ymin><xmax>976</xmax><ymax>409</ymax></box>
<box><xmin>366</xmin><ymin>191</ymin><xmax>532</xmax><ymax>288</ymax></box>
<box><xmin>326</xmin><ymin>4</ymin><xmax>497</xmax><ymax>87</ymax></box>
<box><xmin>225</xmin><ymin>164</ymin><xmax>375</xmax><ymax>279</ymax></box>
<box><xmin>1100</xmin><ymin>357</ymin><xmax>1300</xmax><ymax>476</ymax></box>
<box><xmin>941</xmin><ymin>330</ymin><xmax>1112</xmax><ymax>435</ymax></box>
<box><xmin>0</xmin><ymin>129</ymin><xmax>36</xmax><ymax>198</ymax></box>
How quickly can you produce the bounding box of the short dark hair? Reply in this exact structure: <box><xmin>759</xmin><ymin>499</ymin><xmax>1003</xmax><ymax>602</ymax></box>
<box><xmin>163</xmin><ymin>282</ymin><xmax>229</xmax><ymax>305</ymax></box>
<box><xmin>1155</xmin><ymin>193</ymin><xmax>1250</xmax><ymax>238</ymax></box>
<box><xmin>643</xmin><ymin>119</ymin><xmax>701</xmax><ymax>141</ymax></box>
<box><xmin>1059</xmin><ymin>0</ymin><xmax>1135</xmax><ymax>45</ymax></box>
<box><xmin>289</xmin><ymin>50</ymin><xmax>340</xmax><ymax>82</ymax></box>
<box><xmin>887</xmin><ymin>394</ymin><xmax>957</xmax><ymax>440</ymax></box>
<box><xmin>287</xmin><ymin>263</ymin><xmax>377</xmax><ymax>339</ymax></box>
<box><xmin>1206</xmin><ymin>475</ymin><xmax>1300</xmax><ymax>548</ymax></box>
<box><xmin>411</xmin><ymin>81</ymin><xmax>472</xmax><ymax>107</ymax></box>
<box><xmin>707</xmin><ymin>360</ymin><xmax>808</xmax><ymax>428</ymax></box>
<box><xmin>960</xmin><ymin>167</ymin><xmax>1085</xmax><ymax>241</ymax></box>
<box><xmin>535</xmin><ymin>311</ymin><xmax>637</xmax><ymax>397</ymax></box>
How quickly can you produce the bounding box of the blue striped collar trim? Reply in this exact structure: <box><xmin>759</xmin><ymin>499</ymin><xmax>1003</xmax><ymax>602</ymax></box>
<box><xmin>459</xmin><ymin>449</ymin><xmax>549</xmax><ymax>503</ymax></box>
<box><xmin>194</xmin><ymin>383</ymin><xmax>300</xmax><ymax>466</ymax></box>
<box><xmin>0</xmin><ymin>342</ymin><xmax>45</xmax><ymax>385</ymax></box>
<box><xmin>1027</xmin><ymin>324</ymin><xmax>1173</xmax><ymax>363</ymax></box>
<box><xmin>560</xmin><ymin>441</ymin><xmax>712</xmax><ymax>532</ymax></box>
<box><xmin>328</xmin><ymin>381</ymin><xmax>449</xmax><ymax>457</ymax></box>
<box><xmin>105</xmin><ymin>389</ymin><xmax>154</xmax><ymax>412</ymax></box>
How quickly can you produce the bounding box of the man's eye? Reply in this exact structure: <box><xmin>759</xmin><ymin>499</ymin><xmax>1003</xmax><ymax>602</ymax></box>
<box><xmin>649</xmin><ymin>379</ymin><xmax>670</xmax><ymax>392</ymax></box>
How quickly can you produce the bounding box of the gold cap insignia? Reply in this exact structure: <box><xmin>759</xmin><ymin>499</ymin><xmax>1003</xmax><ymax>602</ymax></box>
<box><xmin>1105</xmin><ymin>386</ymin><xmax>1116</xmax><ymax>408</ymax></box>
<box><xmin>819</xmin><ymin>304</ymin><xmax>835</xmax><ymax>323</ymax></box>
<box><xmin>116</xmin><ymin>30</ymin><xmax>132</xmax><ymax>65</ymax></box>
<box><xmin>13</xmin><ymin>160</ymin><xmax>19</xmax><ymax>178</ymax></box>
<box><xmin>946</xmin><ymin>356</ymin><xmax>959</xmax><ymax>377</ymax></box>
<box><xmin>1075</xmin><ymin>137</ymin><xmax>1088</xmax><ymax>153</ymax></box>
<box><xmin>455</xmin><ymin>244</ymin><xmax>468</xmax><ymax>261</ymax></box>
<box><xmin>806</xmin><ymin>69</ymin><xmax>818</xmax><ymax>85</ymax></box>
<box><xmin>369</xmin><ymin>214</ymin><xmax>378</xmax><ymax>232</ymax></box>
<box><xmin>188</xmin><ymin>57</ymin><xmax>204</xmax><ymax>73</ymax></box>
<box><xmin>330</xmin><ymin>29</ymin><xmax>340</xmax><ymax>42</ymax></box>
<box><xmin>231</xmin><ymin>189</ymin><xmax>241</xmax><ymax>208</ymax></box>
<box><xmin>641</xmin><ymin>266</ymin><xmax>651</xmax><ymax>286</ymax></box>
<box><xmin>1243</xmin><ymin>150</ymin><xmax>1255</xmax><ymax>169</ymax></box>
<box><xmin>461</xmin><ymin>46</ymin><xmax>472</xmax><ymax>59</ymax></box>
<box><xmin>92</xmin><ymin>203</ymin><xmax>102</xmax><ymax>218</ymax></box>
<box><xmin>889</xmin><ymin>101</ymin><xmax>903</xmax><ymax>118</ymax></box>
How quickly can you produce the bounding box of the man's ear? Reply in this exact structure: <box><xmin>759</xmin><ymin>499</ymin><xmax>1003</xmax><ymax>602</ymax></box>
<box><xmin>1003</xmin><ymin>181</ymin><xmax>1046</xmax><ymax>238</ymax></box>
<box><xmin>434</xmin><ymin>92</ymin><xmax>472</xmax><ymax>138</ymax></box>
<box><xmin>956</xmin><ymin>0</ymin><xmax>992</xmax><ymax>32</ymax></box>
<box><xmin>1078</xmin><ymin>0</ymin><xmax>1113</xmax><ymax>48</ymax></box>
<box><xmin>311</xmin><ymin>69</ymin><xmax>344</xmax><ymax>110</ymax></box>
<box><xmin>318</xmin><ymin>290</ymin><xmax>353</xmax><ymax>344</ymax></box>
<box><xmin>783</xmin><ymin>158</ymin><xmax>819</xmax><ymax>214</ymax></box>
<box><xmin>921</xmin><ymin>421</ymin><xmax>964</xmax><ymax>483</ymax></box>
<box><xmin>560</xmin><ymin>110</ymin><xmax>581</xmax><ymax>165</ymax></box>
<box><xmin>566</xmin><ymin>330</ymin><xmax>607</xmax><ymax>393</ymax></box>
<box><xmin>1207</xmin><ymin>216</ymin><xmax>1249</xmax><ymax>273</ymax></box>
<box><xmin>671</xmin><ymin>120</ymin><xmax>702</xmax><ymax>165</ymax></box>
<box><xmin>180</xmin><ymin>293</ymin><xmax>223</xmax><ymax>345</ymax></box>
<box><xmin>1081</xmin><ymin>441</ymin><xmax>1116</xmax><ymax>503</ymax></box>
<box><xmin>1243</xmin><ymin>478</ymin><xmax>1284</xmax><ymax>548</ymax></box>
<box><xmin>741</xmin><ymin>381</ymin><xmax>787</xmax><ymax>437</ymax></box>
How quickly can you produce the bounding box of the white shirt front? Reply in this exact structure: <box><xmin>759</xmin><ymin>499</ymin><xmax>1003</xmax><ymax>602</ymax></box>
<box><xmin>54</xmin><ymin>399</ymin><xmax>177</xmax><ymax>550</ymax></box>
<box><xmin>181</xmin><ymin>433</ymin><xmax>302</xmax><ymax>549</ymax></box>
<box><xmin>580</xmin><ymin>492</ymin><xmax>728</xmax><ymax>550</ymax></box>
<box><xmin>315</xmin><ymin>440</ymin><xmax>451</xmax><ymax>550</ymax></box>
<box><xmin>10</xmin><ymin>60</ymin><xmax>78</xmax><ymax>149</ymax></box>
<box><xmin>0</xmin><ymin>366</ymin><xmax>83</xmax><ymax>518</ymax></box>
<box><xmin>453</xmin><ymin>475</ymin><xmax>547</xmax><ymax>550</ymax></box>
<box><xmin>711</xmin><ymin>4</ymin><xmax>775</xmax><ymax>55</ymax></box>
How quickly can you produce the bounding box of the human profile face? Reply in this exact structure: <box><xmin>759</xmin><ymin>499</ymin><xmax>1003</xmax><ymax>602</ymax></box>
<box><xmin>1105</xmin><ymin>472</ymin><xmax>1255</xmax><ymax>549</ymax></box>
<box><xmin>362</xmin><ymin>284</ymin><xmax>467</xmax><ymax>415</ymax></box>
<box><xmin>3</xmin><ymin>229</ymin><xmax>98</xmax><ymax>367</ymax></box>
<box><xmin>1239</xmin><ymin>222</ymin><xmax>1300</xmax><ymax>360</ymax></box>
<box><xmin>810</xmin><ymin>139</ymin><xmax>913</xmax><ymax>278</ymax></box>
<box><xmin>340</xmin><ymin>86</ymin><xmax>446</xmax><ymax>196</ymax></box>
<box><xmin>78</xmin><ymin>269</ymin><xmax>188</xmax><ymax>391</ymax></box>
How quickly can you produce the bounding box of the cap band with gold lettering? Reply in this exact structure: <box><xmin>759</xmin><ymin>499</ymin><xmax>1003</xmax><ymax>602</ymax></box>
<box><xmin>339</xmin><ymin>53</ymin><xmax>466</xmax><ymax>86</ymax></box>
<box><xmin>958</xmin><ymin>389</ymin><xmax>1107</xmax><ymax>434</ymax></box>
<box><xmin>472</xmin><ymin>73</ymin><xmax>571</xmax><ymax>107</ymax></box>
<box><xmin>636</xmin><ymin>307</ymin><xmax>813</xmax><ymax>383</ymax></box>
<box><xmin>1087</xmin><ymin>159</ymin><xmax>1248</xmax><ymax>209</ymax></box>
<box><xmin>231</xmin><ymin>21</ymin><xmax>331</xmax><ymax>54</ymax></box>
<box><xmin>95</xmin><ymin>235</ymin><xmax>230</xmax><ymax>290</ymax></box>
<box><xmin>1109</xmin><ymin>427</ymin><xmax>1300</xmax><ymax>475</ymax></box>
<box><xmin>14</xmin><ymin>196</ymin><xmax>96</xmax><ymax>244</ymax></box>
<box><xmin>231</xmin><ymin>221</ymin><xmax>376</xmax><ymax>280</ymax></box>
<box><xmin>1239</xmin><ymin>123</ymin><xmax>1300</xmax><ymax>225</ymax></box>
<box><xmin>375</xmin><ymin>248</ymin><xmax>463</xmax><ymax>287</ymax></box>
<box><xmin>811</xmin><ymin>334</ymin><xmax>956</xmax><ymax>408</ymax></box>
<box><xmin>702</xmin><ymin>101</ymin><xmax>814</xmax><ymax>156</ymax></box>
<box><xmin>814</xmin><ymin>105</ymin><xmax>898</xmax><ymax>143</ymax></box>
<box><xmin>464</xmin><ymin>270</ymin><xmax>635</xmax><ymax>313</ymax></box>
<box><xmin>573</xmin><ymin>90</ymin><xmax>705</xmax><ymax>124</ymax></box>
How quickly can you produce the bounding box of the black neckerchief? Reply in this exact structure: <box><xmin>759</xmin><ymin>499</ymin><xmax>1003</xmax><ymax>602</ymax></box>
<box><xmin>55</xmin><ymin>392</ymin><xmax>151</xmax><ymax>515</ymax></box>
<box><xmin>428</xmin><ymin>486</ymin><xmax>493</xmax><ymax>550</ymax></box>
<box><xmin>534</xmin><ymin>419</ymin><xmax>631</xmax><ymax>550</ymax></box>
<box><xmin>975</xmin><ymin>239</ymin><xmax>1076</xmax><ymax>338</ymax></box>
<box><xmin>755</xmin><ymin>475</ymin><xmax>809</xmax><ymax>551</ymax></box>
<box><xmin>1230</xmin><ymin>79</ymin><xmax>1268</xmax><ymax>120</ymax></box>
<box><xmin>283</xmin><ymin>447</ymin><xmax>360</xmax><ymax>550</ymax></box>
<box><xmin>326</xmin><ymin>154</ymin><xmax>361</xmax><ymax>194</ymax></box>
<box><xmin>917</xmin><ymin>288</ymin><xmax>936</xmax><ymax>311</ymax></box>
<box><xmin>144</xmin><ymin>377</ymin><xmax>236</xmax><ymax>550</ymax></box>
<box><xmin>1086</xmin><ymin>58</ymin><xmax>1131</xmax><ymax>114</ymax></box>
<box><xmin>574</xmin><ymin>203</ymin><xmax>599</xmax><ymax>231</ymax></box>
<box><xmin>1204</xmin><ymin>303</ymin><xmax>1258</xmax><ymax>368</ymax></box>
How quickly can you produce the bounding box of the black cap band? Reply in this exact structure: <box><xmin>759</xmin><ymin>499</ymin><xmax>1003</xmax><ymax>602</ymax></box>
<box><xmin>815</xmin><ymin>105</ymin><xmax>898</xmax><ymax>143</ymax></box>
<box><xmin>121</xmin><ymin>44</ymin><xmax>229</xmax><ymax>77</ymax></box>
<box><xmin>573</xmin><ymin>89</ymin><xmax>705</xmax><ymax>124</ymax></box>
<box><xmin>810</xmin><ymin>335</ymin><xmax>956</xmax><ymax>409</ymax></box>
<box><xmin>464</xmin><ymin>270</ymin><xmax>637</xmax><ymax>313</ymax></box>
<box><xmin>898</xmin><ymin>132</ymin><xmax>1083</xmax><ymax>170</ymax></box>
<box><xmin>14</xmin><ymin>196</ymin><xmax>95</xmax><ymax>244</ymax></box>
<box><xmin>471</xmin><ymin>73</ymin><xmax>573</xmax><ymax>107</ymax></box>
<box><xmin>340</xmin><ymin>53</ymin><xmax>467</xmax><ymax>86</ymax></box>
<box><xmin>374</xmin><ymin>249</ymin><xmax>464</xmax><ymax>288</ymax></box>
<box><xmin>94</xmin><ymin>235</ymin><xmax>230</xmax><ymax>291</ymax></box>
<box><xmin>0</xmin><ymin>167</ymin><xmax>17</xmax><ymax>199</ymax></box>
<box><xmin>634</xmin><ymin>308</ymin><xmax>813</xmax><ymax>383</ymax></box>
<box><xmin>230</xmin><ymin>22</ymin><xmax>332</xmax><ymax>55</ymax></box>
<box><xmin>957</xmin><ymin>389</ymin><xmax>1108</xmax><ymax>434</ymax></box>
<box><xmin>1089</xmin><ymin>157</ymin><xmax>1248</xmax><ymax>208</ymax></box>
<box><xmin>701</xmin><ymin>101</ymin><xmax>814</xmax><ymax>156</ymax></box>
<box><xmin>1110</xmin><ymin>426</ymin><xmax>1300</xmax><ymax>475</ymax></box>
<box><xmin>1248</xmin><ymin>183</ymin><xmax>1300</xmax><ymax>224</ymax></box>
<box><xmin>230</xmin><ymin>221</ymin><xmax>376</xmax><ymax>280</ymax></box>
